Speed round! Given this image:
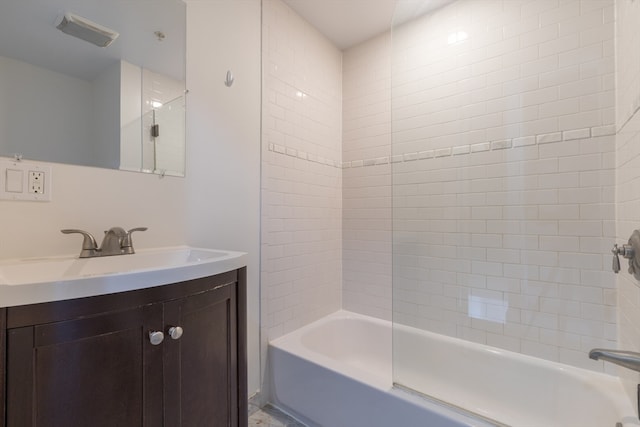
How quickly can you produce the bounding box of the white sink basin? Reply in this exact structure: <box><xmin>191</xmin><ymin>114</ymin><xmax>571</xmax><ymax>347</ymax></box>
<box><xmin>0</xmin><ymin>246</ymin><xmax>247</xmax><ymax>307</ymax></box>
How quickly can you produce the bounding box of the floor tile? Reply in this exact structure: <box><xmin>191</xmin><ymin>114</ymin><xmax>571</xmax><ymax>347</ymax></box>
<box><xmin>248</xmin><ymin>404</ymin><xmax>307</xmax><ymax>427</ymax></box>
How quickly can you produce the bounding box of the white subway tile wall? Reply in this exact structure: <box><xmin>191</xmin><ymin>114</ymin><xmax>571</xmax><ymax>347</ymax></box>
<box><xmin>391</xmin><ymin>0</ymin><xmax>614</xmax><ymax>155</ymax></box>
<box><xmin>615</xmin><ymin>0</ymin><xmax>640</xmax><ymax>403</ymax></box>
<box><xmin>261</xmin><ymin>0</ymin><xmax>343</xmax><ymax>340</ymax></box>
<box><xmin>261</xmin><ymin>0</ymin><xmax>636</xmax><ymax>378</ymax></box>
<box><xmin>342</xmin><ymin>33</ymin><xmax>393</xmax><ymax>319</ymax></box>
<box><xmin>616</xmin><ymin>0</ymin><xmax>640</xmax><ymax>127</ymax></box>
<box><xmin>342</xmin><ymin>0</ymin><xmax>617</xmax><ymax>371</ymax></box>
<box><xmin>343</xmin><ymin>164</ymin><xmax>392</xmax><ymax>320</ymax></box>
<box><xmin>392</xmin><ymin>136</ymin><xmax>616</xmax><ymax>370</ymax></box>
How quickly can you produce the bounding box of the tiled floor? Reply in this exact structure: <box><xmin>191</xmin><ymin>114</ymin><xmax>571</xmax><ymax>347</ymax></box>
<box><xmin>248</xmin><ymin>404</ymin><xmax>307</xmax><ymax>427</ymax></box>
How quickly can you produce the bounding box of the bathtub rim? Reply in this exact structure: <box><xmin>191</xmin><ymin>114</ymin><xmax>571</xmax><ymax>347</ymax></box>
<box><xmin>393</xmin><ymin>320</ymin><xmax>637</xmax><ymax>425</ymax></box>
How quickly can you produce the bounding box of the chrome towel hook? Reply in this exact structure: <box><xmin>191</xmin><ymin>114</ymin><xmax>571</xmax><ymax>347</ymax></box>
<box><xmin>225</xmin><ymin>70</ymin><xmax>234</xmax><ymax>87</ymax></box>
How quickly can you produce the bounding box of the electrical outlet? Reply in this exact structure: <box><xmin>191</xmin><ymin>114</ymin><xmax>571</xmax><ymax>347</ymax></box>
<box><xmin>28</xmin><ymin>170</ymin><xmax>45</xmax><ymax>194</ymax></box>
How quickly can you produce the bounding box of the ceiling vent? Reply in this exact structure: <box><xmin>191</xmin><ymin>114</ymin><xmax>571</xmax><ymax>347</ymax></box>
<box><xmin>56</xmin><ymin>13</ymin><xmax>119</xmax><ymax>48</ymax></box>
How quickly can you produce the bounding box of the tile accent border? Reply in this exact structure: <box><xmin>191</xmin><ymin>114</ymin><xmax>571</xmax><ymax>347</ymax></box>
<box><xmin>268</xmin><ymin>143</ymin><xmax>342</xmax><ymax>169</ymax></box>
<box><xmin>267</xmin><ymin>125</ymin><xmax>616</xmax><ymax>169</ymax></box>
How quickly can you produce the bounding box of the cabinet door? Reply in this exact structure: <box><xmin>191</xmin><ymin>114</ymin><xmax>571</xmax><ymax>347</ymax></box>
<box><xmin>163</xmin><ymin>283</ymin><xmax>238</xmax><ymax>427</ymax></box>
<box><xmin>6</xmin><ymin>303</ymin><xmax>164</xmax><ymax>427</ymax></box>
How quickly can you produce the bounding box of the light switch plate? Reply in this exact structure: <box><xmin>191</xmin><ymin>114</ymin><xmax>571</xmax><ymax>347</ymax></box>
<box><xmin>0</xmin><ymin>160</ymin><xmax>52</xmax><ymax>201</ymax></box>
<box><xmin>5</xmin><ymin>169</ymin><xmax>23</xmax><ymax>193</ymax></box>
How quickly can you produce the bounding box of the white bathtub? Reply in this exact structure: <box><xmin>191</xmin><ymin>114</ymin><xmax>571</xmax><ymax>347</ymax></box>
<box><xmin>268</xmin><ymin>310</ymin><xmax>640</xmax><ymax>427</ymax></box>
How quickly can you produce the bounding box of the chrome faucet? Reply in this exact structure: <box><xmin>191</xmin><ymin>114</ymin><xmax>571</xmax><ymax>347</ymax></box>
<box><xmin>99</xmin><ymin>227</ymin><xmax>127</xmax><ymax>254</ymax></box>
<box><xmin>589</xmin><ymin>348</ymin><xmax>640</xmax><ymax>373</ymax></box>
<box><xmin>62</xmin><ymin>227</ymin><xmax>147</xmax><ymax>258</ymax></box>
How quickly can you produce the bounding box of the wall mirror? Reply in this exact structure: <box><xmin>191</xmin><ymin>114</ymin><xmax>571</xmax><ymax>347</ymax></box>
<box><xmin>0</xmin><ymin>0</ymin><xmax>186</xmax><ymax>176</ymax></box>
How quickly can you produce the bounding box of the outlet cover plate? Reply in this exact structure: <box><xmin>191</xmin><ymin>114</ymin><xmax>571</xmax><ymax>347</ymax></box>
<box><xmin>0</xmin><ymin>160</ymin><xmax>52</xmax><ymax>201</ymax></box>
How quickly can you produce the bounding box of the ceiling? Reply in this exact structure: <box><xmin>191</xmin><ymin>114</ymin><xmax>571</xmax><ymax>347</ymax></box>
<box><xmin>1</xmin><ymin>0</ymin><xmax>453</xmax><ymax>82</ymax></box>
<box><xmin>0</xmin><ymin>0</ymin><xmax>185</xmax><ymax>82</ymax></box>
<box><xmin>281</xmin><ymin>0</ymin><xmax>455</xmax><ymax>50</ymax></box>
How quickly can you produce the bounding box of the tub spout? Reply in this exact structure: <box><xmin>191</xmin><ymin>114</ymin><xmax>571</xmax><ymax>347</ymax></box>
<box><xmin>589</xmin><ymin>348</ymin><xmax>640</xmax><ymax>373</ymax></box>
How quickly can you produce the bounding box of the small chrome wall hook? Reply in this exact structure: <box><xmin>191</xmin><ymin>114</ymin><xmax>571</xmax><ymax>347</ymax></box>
<box><xmin>225</xmin><ymin>70</ymin><xmax>234</xmax><ymax>87</ymax></box>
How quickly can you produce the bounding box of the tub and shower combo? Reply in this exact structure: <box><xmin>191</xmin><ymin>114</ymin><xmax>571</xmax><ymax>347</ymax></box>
<box><xmin>262</xmin><ymin>0</ymin><xmax>640</xmax><ymax>424</ymax></box>
<box><xmin>268</xmin><ymin>311</ymin><xmax>639</xmax><ymax>427</ymax></box>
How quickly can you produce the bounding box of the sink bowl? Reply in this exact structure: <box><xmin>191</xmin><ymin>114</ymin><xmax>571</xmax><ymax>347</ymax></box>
<box><xmin>0</xmin><ymin>246</ymin><xmax>247</xmax><ymax>307</ymax></box>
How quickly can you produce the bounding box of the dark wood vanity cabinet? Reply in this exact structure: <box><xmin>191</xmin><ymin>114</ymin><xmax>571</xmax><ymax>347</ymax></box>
<box><xmin>0</xmin><ymin>268</ymin><xmax>247</xmax><ymax>427</ymax></box>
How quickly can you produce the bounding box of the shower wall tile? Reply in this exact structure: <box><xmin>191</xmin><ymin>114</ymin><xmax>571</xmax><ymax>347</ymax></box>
<box><xmin>342</xmin><ymin>33</ymin><xmax>392</xmax><ymax>163</ymax></box>
<box><xmin>392</xmin><ymin>140</ymin><xmax>615</xmax><ymax>356</ymax></box>
<box><xmin>390</xmin><ymin>0</ymin><xmax>614</xmax><ymax>154</ymax></box>
<box><xmin>342</xmin><ymin>33</ymin><xmax>393</xmax><ymax>320</ymax></box>
<box><xmin>342</xmin><ymin>163</ymin><xmax>392</xmax><ymax>320</ymax></box>
<box><xmin>344</xmin><ymin>0</ymin><xmax>616</xmax><ymax>372</ymax></box>
<box><xmin>615</xmin><ymin>0</ymin><xmax>640</xmax><ymax>126</ymax></box>
<box><xmin>616</xmin><ymin>0</ymin><xmax>640</xmax><ymax>402</ymax></box>
<box><xmin>261</xmin><ymin>0</ymin><xmax>343</xmax><ymax>341</ymax></box>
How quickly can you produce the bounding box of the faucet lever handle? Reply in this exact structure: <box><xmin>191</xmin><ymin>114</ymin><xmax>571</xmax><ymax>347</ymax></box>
<box><xmin>612</xmin><ymin>244</ymin><xmax>621</xmax><ymax>273</ymax></box>
<box><xmin>121</xmin><ymin>227</ymin><xmax>148</xmax><ymax>253</ymax></box>
<box><xmin>127</xmin><ymin>227</ymin><xmax>148</xmax><ymax>234</ymax></box>
<box><xmin>61</xmin><ymin>229</ymin><xmax>98</xmax><ymax>258</ymax></box>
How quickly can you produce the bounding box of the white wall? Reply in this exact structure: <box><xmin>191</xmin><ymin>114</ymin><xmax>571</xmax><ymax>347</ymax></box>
<box><xmin>185</xmin><ymin>0</ymin><xmax>262</xmax><ymax>396</ymax></box>
<box><xmin>344</xmin><ymin>0</ymin><xmax>617</xmax><ymax>371</ymax></box>
<box><xmin>0</xmin><ymin>161</ymin><xmax>187</xmax><ymax>259</ymax></box>
<box><xmin>261</xmin><ymin>0</ymin><xmax>343</xmax><ymax>345</ymax></box>
<box><xmin>1</xmin><ymin>0</ymin><xmax>262</xmax><ymax>399</ymax></box>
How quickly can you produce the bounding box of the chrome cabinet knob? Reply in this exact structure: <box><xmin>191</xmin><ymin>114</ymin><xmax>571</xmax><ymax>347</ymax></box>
<box><xmin>149</xmin><ymin>331</ymin><xmax>165</xmax><ymax>345</ymax></box>
<box><xmin>168</xmin><ymin>326</ymin><xmax>183</xmax><ymax>340</ymax></box>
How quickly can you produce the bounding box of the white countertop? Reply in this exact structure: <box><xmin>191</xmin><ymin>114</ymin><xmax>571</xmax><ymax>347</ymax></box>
<box><xmin>0</xmin><ymin>246</ymin><xmax>247</xmax><ymax>307</ymax></box>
